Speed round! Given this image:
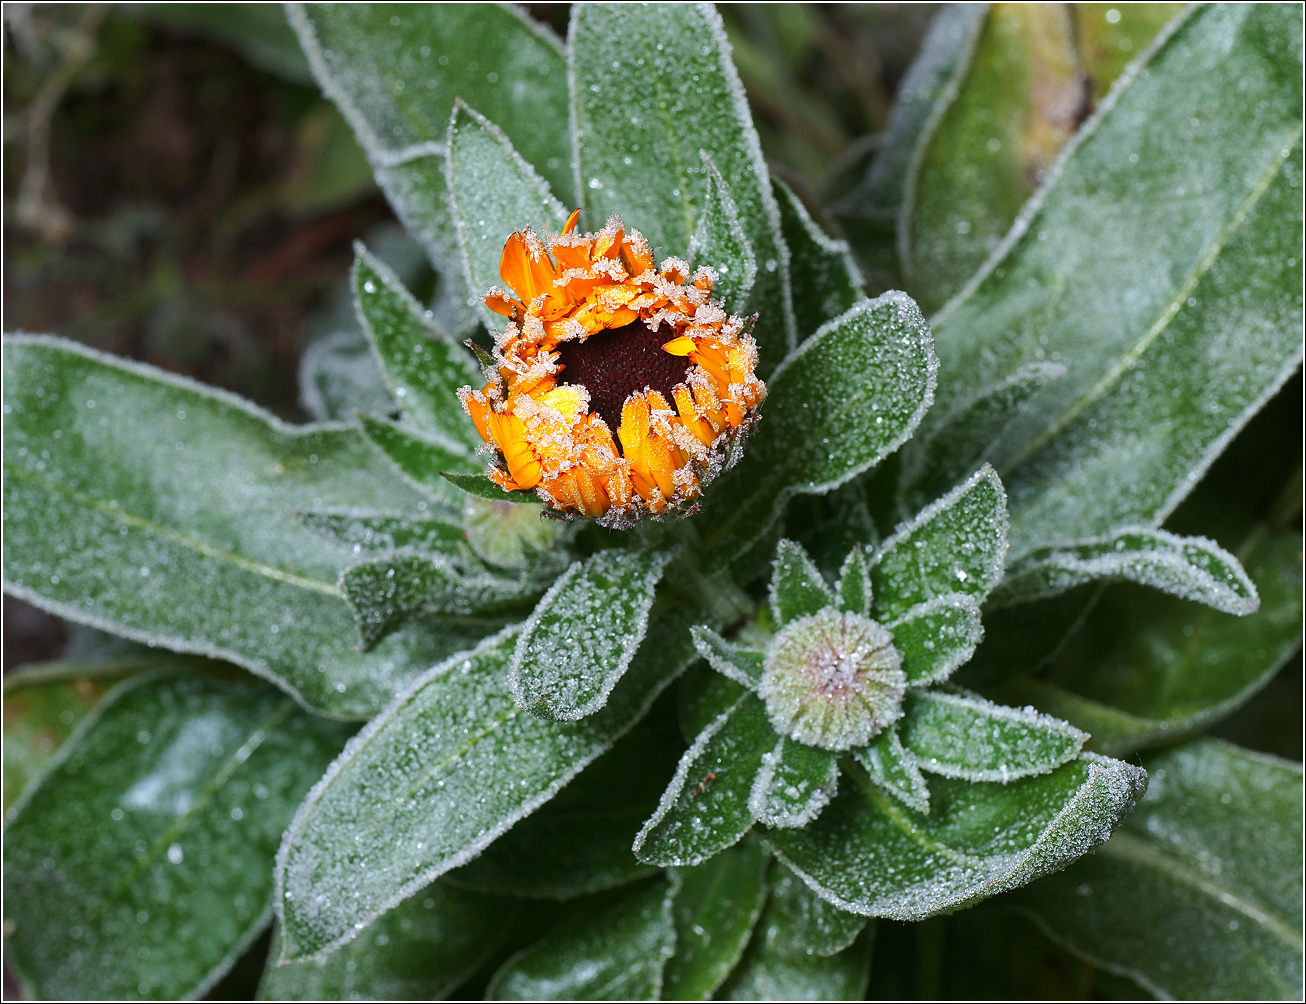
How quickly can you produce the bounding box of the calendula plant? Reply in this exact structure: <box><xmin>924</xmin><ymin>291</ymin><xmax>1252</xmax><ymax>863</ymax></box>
<box><xmin>3</xmin><ymin>3</ymin><xmax>1302</xmax><ymax>1001</ymax></box>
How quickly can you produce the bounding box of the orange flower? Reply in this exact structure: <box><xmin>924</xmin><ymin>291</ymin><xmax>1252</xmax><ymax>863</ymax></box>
<box><xmin>459</xmin><ymin>211</ymin><xmax>767</xmax><ymax>528</ymax></box>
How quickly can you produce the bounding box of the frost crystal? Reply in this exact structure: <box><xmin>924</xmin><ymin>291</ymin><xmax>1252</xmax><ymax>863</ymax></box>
<box><xmin>760</xmin><ymin>610</ymin><xmax>906</xmax><ymax>751</ymax></box>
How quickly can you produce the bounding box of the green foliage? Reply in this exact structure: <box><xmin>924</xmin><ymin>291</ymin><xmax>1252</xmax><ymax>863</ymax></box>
<box><xmin>3</xmin><ymin>3</ymin><xmax>1300</xmax><ymax>1000</ymax></box>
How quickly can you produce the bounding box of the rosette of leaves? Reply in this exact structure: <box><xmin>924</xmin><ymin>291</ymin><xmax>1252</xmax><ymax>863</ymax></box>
<box><xmin>2</xmin><ymin>3</ymin><xmax>1301</xmax><ymax>1002</ymax></box>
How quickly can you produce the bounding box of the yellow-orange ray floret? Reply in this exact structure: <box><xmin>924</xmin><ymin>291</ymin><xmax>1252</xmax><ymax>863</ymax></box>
<box><xmin>459</xmin><ymin>212</ymin><xmax>766</xmax><ymax>528</ymax></box>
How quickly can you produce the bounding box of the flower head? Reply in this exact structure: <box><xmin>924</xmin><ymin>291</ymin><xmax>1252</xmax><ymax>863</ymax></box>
<box><xmin>459</xmin><ymin>211</ymin><xmax>766</xmax><ymax>528</ymax></box>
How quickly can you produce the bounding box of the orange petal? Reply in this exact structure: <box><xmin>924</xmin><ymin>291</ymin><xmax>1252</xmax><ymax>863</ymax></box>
<box><xmin>499</xmin><ymin>231</ymin><xmax>557</xmax><ymax>304</ymax></box>
<box><xmin>661</xmin><ymin>335</ymin><xmax>696</xmax><ymax>357</ymax></box>
<box><xmin>562</xmin><ymin>209</ymin><xmax>581</xmax><ymax>235</ymax></box>
<box><xmin>485</xmin><ymin>291</ymin><xmax>524</xmax><ymax>319</ymax></box>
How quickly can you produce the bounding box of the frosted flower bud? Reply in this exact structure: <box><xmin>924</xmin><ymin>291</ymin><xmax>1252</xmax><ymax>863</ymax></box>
<box><xmin>463</xmin><ymin>498</ymin><xmax>559</xmax><ymax>571</ymax></box>
<box><xmin>759</xmin><ymin>609</ymin><xmax>906</xmax><ymax>751</ymax></box>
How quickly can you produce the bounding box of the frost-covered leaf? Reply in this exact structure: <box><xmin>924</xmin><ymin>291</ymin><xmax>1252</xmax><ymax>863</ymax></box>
<box><xmin>509</xmin><ymin>548</ymin><xmax>672</xmax><ymax>721</ymax></box>
<box><xmin>899</xmin><ymin>361</ymin><xmax>1064</xmax><ymax>511</ymax></box>
<box><xmin>676</xmin><ymin>663</ymin><xmax>749</xmax><ymax>742</ymax></box>
<box><xmin>447</xmin><ymin>101</ymin><xmax>568</xmax><ymax>326</ymax></box>
<box><xmin>1017</xmin><ymin>739</ymin><xmax>1303</xmax><ymax>1000</ymax></box>
<box><xmin>287</xmin><ymin>2</ymin><xmax>571</xmax><ymax>297</ymax></box>
<box><xmin>992</xmin><ymin>526</ymin><xmax>1258</xmax><ymax>614</ymax></box>
<box><xmin>688</xmin><ymin>154</ymin><xmax>757</xmax><ymax>315</ymax></box>
<box><xmin>835</xmin><ymin>546</ymin><xmax>871</xmax><ymax>617</ymax></box>
<box><xmin>446</xmin><ymin>718</ymin><xmax>670</xmax><ymax>900</ymax></box>
<box><xmin>772</xmin><ymin>177</ymin><xmax>863</xmax><ymax>339</ymax></box>
<box><xmin>996</xmin><ymin>530</ymin><xmax>1304</xmax><ymax>757</ymax></box>
<box><xmin>298</xmin><ymin>327</ymin><xmax>393</xmax><ymax>423</ymax></box>
<box><xmin>663</xmin><ymin>841</ymin><xmax>770</xmax><ymax>1001</ymax></box>
<box><xmin>352</xmin><ymin>246</ymin><xmax>481</xmax><ymax>448</ymax></box>
<box><xmin>1074</xmin><ymin>3</ymin><xmax>1187</xmax><ymax>101</ymax></box>
<box><xmin>885</xmin><ymin>594</ymin><xmax>984</xmax><ymax>687</ymax></box>
<box><xmin>697</xmin><ymin>293</ymin><xmax>937</xmax><ymax>574</ymax></box>
<box><xmin>277</xmin><ymin>603</ymin><xmax>705</xmax><ymax>961</ymax></box>
<box><xmin>690</xmin><ymin>626</ymin><xmax>764</xmax><ymax>691</ymax></box>
<box><xmin>784</xmin><ymin>480</ymin><xmax>881</xmax><ymax>583</ymax></box>
<box><xmin>2</xmin><ymin>673</ymin><xmax>350</xmax><ymax>1000</ymax></box>
<box><xmin>1</xmin><ymin>336</ymin><xmax>472</xmax><ymax>718</ymax></box>
<box><xmin>748</xmin><ymin>738</ymin><xmax>838</xmax><ymax>829</ymax></box>
<box><xmin>487</xmin><ymin>877</ymin><xmax>678</xmax><ymax>1001</ymax></box>
<box><xmin>442</xmin><ymin>469</ymin><xmax>541</xmax><ymax>503</ymax></box>
<box><xmin>718</xmin><ymin>865</ymin><xmax>871</xmax><ymax>1000</ymax></box>
<box><xmin>357</xmin><ymin>411</ymin><xmax>478</xmax><ymax>506</ymax></box>
<box><xmin>634</xmin><ymin>693</ymin><xmax>776</xmax><ymax>867</ymax></box>
<box><xmin>340</xmin><ymin>552</ymin><xmax>542</xmax><ymax>650</ymax></box>
<box><xmin>259</xmin><ymin>883</ymin><xmax>515</xmax><ymax>1001</ymax></box>
<box><xmin>902</xmin><ymin>4</ymin><xmax>1084</xmax><ymax>313</ymax></box>
<box><xmin>898</xmin><ymin>688</ymin><xmax>1086</xmax><ymax>782</ymax></box>
<box><xmin>569</xmin><ymin>1</ymin><xmax>794</xmax><ymax>371</ymax></box>
<box><xmin>769</xmin><ymin>539</ymin><xmax>835</xmax><ymax>625</ymax></box>
<box><xmin>851</xmin><ymin>728</ymin><xmax>930</xmax><ymax>815</ymax></box>
<box><xmin>924</xmin><ymin>4</ymin><xmax>1305</xmax><ymax>559</ymax></box>
<box><xmin>296</xmin><ymin>509</ymin><xmax>464</xmax><ymax>556</ymax></box>
<box><xmin>766</xmin><ymin>753</ymin><xmax>1146</xmax><ymax>920</ymax></box>
<box><xmin>870</xmin><ymin>465</ymin><xmax>1008</xmax><ymax>621</ymax></box>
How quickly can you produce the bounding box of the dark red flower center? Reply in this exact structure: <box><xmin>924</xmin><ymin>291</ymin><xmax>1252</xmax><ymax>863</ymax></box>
<box><xmin>555</xmin><ymin>319</ymin><xmax>692</xmax><ymax>432</ymax></box>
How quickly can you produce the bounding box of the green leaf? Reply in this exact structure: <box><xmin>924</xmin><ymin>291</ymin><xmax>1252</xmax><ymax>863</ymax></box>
<box><xmin>870</xmin><ymin>465</ymin><xmax>1008</xmax><ymax>621</ymax></box>
<box><xmin>1</xmin><ymin>336</ymin><xmax>469</xmax><ymax>718</ymax></box>
<box><xmin>992</xmin><ymin>526</ymin><xmax>1258</xmax><ymax>614</ymax></box>
<box><xmin>488</xmin><ymin>879</ymin><xmax>678</xmax><ymax>1001</ymax></box>
<box><xmin>765</xmin><ymin>753</ymin><xmax>1146</xmax><ymax>920</ymax></box>
<box><xmin>357</xmin><ymin>411</ymin><xmax>479</xmax><ymax>504</ymax></box>
<box><xmin>676</xmin><ymin>663</ymin><xmax>748</xmax><ymax>742</ymax></box>
<box><xmin>748</xmin><ymin>738</ymin><xmax>839</xmax><ymax>829</ymax></box>
<box><xmin>718</xmin><ymin>866</ymin><xmax>872</xmax><ymax>1000</ymax></box>
<box><xmin>783</xmin><ymin>479</ymin><xmax>881</xmax><ymax>583</ymax></box>
<box><xmin>663</xmin><ymin>841</ymin><xmax>770</xmax><ymax>1000</ymax></box>
<box><xmin>688</xmin><ymin>154</ymin><xmax>758</xmax><ymax>315</ymax></box>
<box><xmin>995</xmin><ymin>529</ymin><xmax>1304</xmax><ymax>757</ymax></box>
<box><xmin>340</xmin><ymin>552</ymin><xmax>541</xmax><ymax>650</ymax></box>
<box><xmin>442</xmin><ymin>469</ymin><xmax>542</xmax><ymax>503</ymax></box>
<box><xmin>509</xmin><ymin>548</ymin><xmax>673</xmax><ymax>720</ymax></box>
<box><xmin>296</xmin><ymin>509</ymin><xmax>465</xmax><ymax>556</ymax></box>
<box><xmin>922</xmin><ymin>4</ymin><xmax>1305</xmax><ymax>559</ymax></box>
<box><xmin>1017</xmin><ymin>739</ymin><xmax>1303</xmax><ymax>1000</ymax></box>
<box><xmin>885</xmin><ymin>594</ymin><xmax>984</xmax><ymax>687</ymax></box>
<box><xmin>769</xmin><ymin>538</ymin><xmax>835</xmax><ymax>625</ymax></box>
<box><xmin>851</xmin><ymin>728</ymin><xmax>930</xmax><ymax>815</ymax></box>
<box><xmin>897</xmin><ymin>688</ymin><xmax>1086</xmax><ymax>782</ymax></box>
<box><xmin>259</xmin><ymin>883</ymin><xmax>517</xmax><ymax>1001</ymax></box>
<box><xmin>697</xmin><ymin>293</ymin><xmax>938</xmax><ymax>574</ymax></box>
<box><xmin>446</xmin><ymin>101</ymin><xmax>569</xmax><ymax>326</ymax></box>
<box><xmin>1074</xmin><ymin>3</ymin><xmax>1187</xmax><ymax>102</ymax></box>
<box><xmin>772</xmin><ymin>177</ymin><xmax>864</xmax><ymax>339</ymax></box>
<box><xmin>298</xmin><ymin>328</ymin><xmax>394</xmax><ymax>423</ymax></box>
<box><xmin>569</xmin><ymin>1</ymin><xmax>794</xmax><ymax>371</ymax></box>
<box><xmin>634</xmin><ymin>693</ymin><xmax>775</xmax><ymax>867</ymax></box>
<box><xmin>835</xmin><ymin>546</ymin><xmax>872</xmax><ymax>617</ymax></box>
<box><xmin>2</xmin><ymin>673</ymin><xmax>350</xmax><ymax>1000</ymax></box>
<box><xmin>446</xmin><ymin>719</ymin><xmax>672</xmax><ymax>899</ymax></box>
<box><xmin>276</xmin><ymin>602</ymin><xmax>706</xmax><ymax>961</ymax></box>
<box><xmin>352</xmin><ymin>246</ymin><xmax>481</xmax><ymax>449</ymax></box>
<box><xmin>690</xmin><ymin>626</ymin><xmax>764</xmax><ymax>691</ymax></box>
<box><xmin>902</xmin><ymin>4</ymin><xmax>1084</xmax><ymax>313</ymax></box>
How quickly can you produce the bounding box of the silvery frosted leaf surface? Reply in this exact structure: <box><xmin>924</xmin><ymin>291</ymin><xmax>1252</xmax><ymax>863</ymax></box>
<box><xmin>1017</xmin><ymin>739</ymin><xmax>1303</xmax><ymax>1000</ymax></box>
<box><xmin>784</xmin><ymin>480</ymin><xmax>881</xmax><ymax>583</ymax></box>
<box><xmin>923</xmin><ymin>4</ymin><xmax>1304</xmax><ymax>559</ymax></box>
<box><xmin>835</xmin><ymin>546</ymin><xmax>872</xmax><ymax>617</ymax></box>
<box><xmin>352</xmin><ymin>246</ymin><xmax>481</xmax><ymax>449</ymax></box>
<box><xmin>992</xmin><ymin>526</ymin><xmax>1258</xmax><ymax>614</ymax></box>
<box><xmin>446</xmin><ymin>102</ymin><xmax>568</xmax><ymax>327</ymax></box>
<box><xmin>298</xmin><ymin>327</ymin><xmax>394</xmax><ymax>423</ymax></box>
<box><xmin>442</xmin><ymin>470</ymin><xmax>542</xmax><ymax>504</ymax></box>
<box><xmin>277</xmin><ymin>602</ymin><xmax>706</xmax><ymax>961</ymax></box>
<box><xmin>897</xmin><ymin>688</ymin><xmax>1086</xmax><ymax>782</ymax></box>
<box><xmin>748</xmin><ymin>738</ymin><xmax>839</xmax><ymax>829</ymax></box>
<box><xmin>296</xmin><ymin>510</ymin><xmax>464</xmax><ymax>556</ymax></box>
<box><xmin>259</xmin><ymin>883</ymin><xmax>516</xmax><ymax>1001</ymax></box>
<box><xmin>851</xmin><ymin>728</ymin><xmax>931</xmax><ymax>814</ymax></box>
<box><xmin>696</xmin><ymin>293</ymin><xmax>937</xmax><ymax>574</ymax></box>
<box><xmin>885</xmin><ymin>593</ymin><xmax>984</xmax><ymax>687</ymax></box>
<box><xmin>772</xmin><ymin>177</ymin><xmax>864</xmax><ymax>339</ymax></box>
<box><xmin>766</xmin><ymin>753</ymin><xmax>1146</xmax><ymax>920</ymax></box>
<box><xmin>356</xmin><ymin>412</ymin><xmax>478</xmax><ymax>508</ymax></box>
<box><xmin>569</xmin><ymin>1</ymin><xmax>794</xmax><ymax>371</ymax></box>
<box><xmin>690</xmin><ymin>626</ymin><xmax>764</xmax><ymax>691</ymax></box>
<box><xmin>2</xmin><ymin>673</ymin><xmax>351</xmax><ymax>1000</ymax></box>
<box><xmin>487</xmin><ymin>876</ymin><xmax>678</xmax><ymax>1001</ymax></box>
<box><xmin>634</xmin><ymin>693</ymin><xmax>775</xmax><ymax>867</ymax></box>
<box><xmin>1</xmin><ymin>336</ymin><xmax>470</xmax><ymax>718</ymax></box>
<box><xmin>509</xmin><ymin>548</ymin><xmax>672</xmax><ymax>721</ymax></box>
<box><xmin>757</xmin><ymin>862</ymin><xmax>869</xmax><ymax>959</ymax></box>
<box><xmin>769</xmin><ymin>539</ymin><xmax>835</xmax><ymax>626</ymax></box>
<box><xmin>663</xmin><ymin>841</ymin><xmax>770</xmax><ymax>1001</ymax></box>
<box><xmin>688</xmin><ymin>155</ymin><xmax>758</xmax><ymax>315</ymax></box>
<box><xmin>870</xmin><ymin>465</ymin><xmax>1008</xmax><ymax>621</ymax></box>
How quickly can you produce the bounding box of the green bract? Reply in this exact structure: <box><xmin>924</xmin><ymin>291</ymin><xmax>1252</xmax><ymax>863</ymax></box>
<box><xmin>2</xmin><ymin>3</ymin><xmax>1300</xmax><ymax>1001</ymax></box>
